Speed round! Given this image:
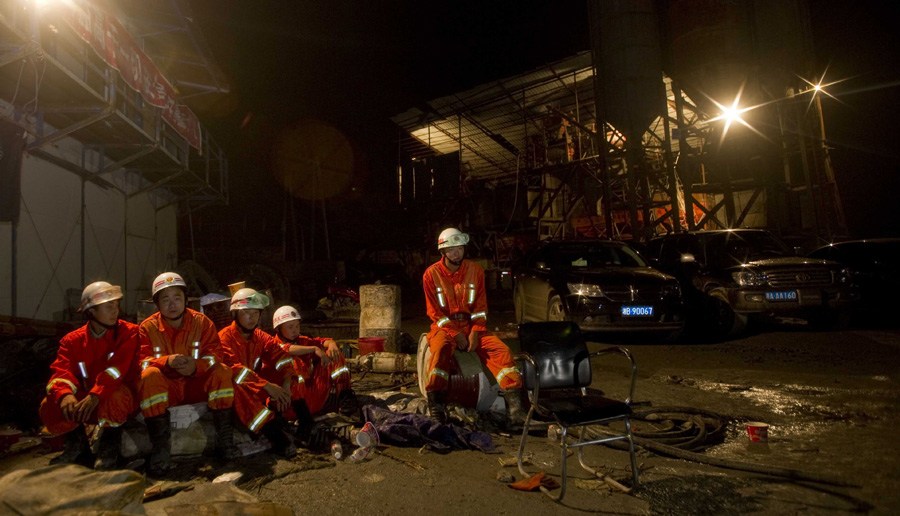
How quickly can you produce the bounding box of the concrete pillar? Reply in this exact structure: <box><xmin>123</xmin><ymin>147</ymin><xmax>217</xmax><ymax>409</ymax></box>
<box><xmin>358</xmin><ymin>284</ymin><xmax>401</xmax><ymax>352</ymax></box>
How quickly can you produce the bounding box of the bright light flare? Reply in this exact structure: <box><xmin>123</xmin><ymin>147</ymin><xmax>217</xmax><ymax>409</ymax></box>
<box><xmin>705</xmin><ymin>85</ymin><xmax>768</xmax><ymax>144</ymax></box>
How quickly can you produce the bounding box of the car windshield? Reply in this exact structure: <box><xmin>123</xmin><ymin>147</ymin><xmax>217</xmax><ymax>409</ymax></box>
<box><xmin>711</xmin><ymin>231</ymin><xmax>792</xmax><ymax>266</ymax></box>
<box><xmin>548</xmin><ymin>243</ymin><xmax>647</xmax><ymax>270</ymax></box>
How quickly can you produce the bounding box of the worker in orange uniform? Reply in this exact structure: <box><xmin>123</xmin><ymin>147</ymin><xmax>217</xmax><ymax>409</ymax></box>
<box><xmin>138</xmin><ymin>272</ymin><xmax>238</xmax><ymax>476</ymax></box>
<box><xmin>422</xmin><ymin>227</ymin><xmax>527</xmax><ymax>426</ymax></box>
<box><xmin>40</xmin><ymin>281</ymin><xmax>140</xmax><ymax>469</ymax></box>
<box><xmin>271</xmin><ymin>305</ymin><xmax>355</xmax><ymax>428</ymax></box>
<box><xmin>218</xmin><ymin>288</ymin><xmax>298</xmax><ymax>457</ymax></box>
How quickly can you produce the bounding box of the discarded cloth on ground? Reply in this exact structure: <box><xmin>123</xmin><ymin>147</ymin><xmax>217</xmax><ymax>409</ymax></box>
<box><xmin>362</xmin><ymin>404</ymin><xmax>494</xmax><ymax>453</ymax></box>
<box><xmin>508</xmin><ymin>471</ymin><xmax>561</xmax><ymax>492</ymax></box>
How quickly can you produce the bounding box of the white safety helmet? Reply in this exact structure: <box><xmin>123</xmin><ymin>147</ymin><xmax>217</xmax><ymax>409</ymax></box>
<box><xmin>151</xmin><ymin>272</ymin><xmax>187</xmax><ymax>299</ymax></box>
<box><xmin>230</xmin><ymin>287</ymin><xmax>270</xmax><ymax>311</ymax></box>
<box><xmin>79</xmin><ymin>281</ymin><xmax>123</xmax><ymax>312</ymax></box>
<box><xmin>437</xmin><ymin>227</ymin><xmax>469</xmax><ymax>250</ymax></box>
<box><xmin>272</xmin><ymin>305</ymin><xmax>302</xmax><ymax>329</ymax></box>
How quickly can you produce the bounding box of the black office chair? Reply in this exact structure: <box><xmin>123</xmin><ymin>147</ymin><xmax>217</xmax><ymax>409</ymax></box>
<box><xmin>515</xmin><ymin>321</ymin><xmax>639</xmax><ymax>501</ymax></box>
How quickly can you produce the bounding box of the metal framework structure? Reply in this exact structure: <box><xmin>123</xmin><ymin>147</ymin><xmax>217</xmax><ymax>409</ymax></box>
<box><xmin>0</xmin><ymin>0</ymin><xmax>228</xmax><ymax>213</ymax></box>
<box><xmin>393</xmin><ymin>49</ymin><xmax>844</xmax><ymax>266</ymax></box>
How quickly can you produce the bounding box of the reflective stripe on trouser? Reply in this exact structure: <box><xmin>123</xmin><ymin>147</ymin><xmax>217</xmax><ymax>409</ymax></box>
<box><xmin>425</xmin><ymin>329</ymin><xmax>456</xmax><ymax>392</ymax></box>
<box><xmin>232</xmin><ymin>381</ymin><xmax>275</xmax><ymax>434</ymax></box>
<box><xmin>289</xmin><ymin>354</ymin><xmax>351</xmax><ymax>416</ymax></box>
<box><xmin>39</xmin><ymin>384</ymin><xmax>136</xmax><ymax>435</ymax></box>
<box><xmin>137</xmin><ymin>362</ymin><xmax>234</xmax><ymax>418</ymax></box>
<box><xmin>425</xmin><ymin>329</ymin><xmax>523</xmax><ymax>391</ymax></box>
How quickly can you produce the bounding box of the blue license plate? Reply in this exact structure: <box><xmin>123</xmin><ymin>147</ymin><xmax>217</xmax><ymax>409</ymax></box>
<box><xmin>765</xmin><ymin>290</ymin><xmax>798</xmax><ymax>301</ymax></box>
<box><xmin>621</xmin><ymin>305</ymin><xmax>654</xmax><ymax>317</ymax></box>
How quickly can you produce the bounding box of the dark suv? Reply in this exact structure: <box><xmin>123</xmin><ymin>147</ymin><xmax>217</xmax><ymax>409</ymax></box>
<box><xmin>645</xmin><ymin>229</ymin><xmax>857</xmax><ymax>338</ymax></box>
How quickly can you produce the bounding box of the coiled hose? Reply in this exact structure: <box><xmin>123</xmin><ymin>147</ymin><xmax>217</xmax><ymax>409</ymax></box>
<box><xmin>586</xmin><ymin>406</ymin><xmax>857</xmax><ymax>487</ymax></box>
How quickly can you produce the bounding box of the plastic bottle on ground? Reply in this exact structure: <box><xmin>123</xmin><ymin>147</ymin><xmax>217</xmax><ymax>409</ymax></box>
<box><xmin>330</xmin><ymin>440</ymin><xmax>343</xmax><ymax>460</ymax></box>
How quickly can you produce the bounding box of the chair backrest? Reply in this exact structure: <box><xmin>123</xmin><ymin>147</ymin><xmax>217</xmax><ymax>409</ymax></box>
<box><xmin>517</xmin><ymin>321</ymin><xmax>591</xmax><ymax>390</ymax></box>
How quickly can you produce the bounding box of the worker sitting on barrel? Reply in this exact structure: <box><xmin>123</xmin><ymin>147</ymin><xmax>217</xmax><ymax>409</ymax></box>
<box><xmin>40</xmin><ymin>280</ymin><xmax>140</xmax><ymax>470</ymax></box>
<box><xmin>422</xmin><ymin>227</ymin><xmax>528</xmax><ymax>426</ymax></box>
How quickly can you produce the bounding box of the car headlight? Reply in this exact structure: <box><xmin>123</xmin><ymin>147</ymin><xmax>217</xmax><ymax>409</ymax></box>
<box><xmin>567</xmin><ymin>283</ymin><xmax>604</xmax><ymax>297</ymax></box>
<box><xmin>732</xmin><ymin>270</ymin><xmax>767</xmax><ymax>287</ymax></box>
<box><xmin>835</xmin><ymin>267</ymin><xmax>852</xmax><ymax>284</ymax></box>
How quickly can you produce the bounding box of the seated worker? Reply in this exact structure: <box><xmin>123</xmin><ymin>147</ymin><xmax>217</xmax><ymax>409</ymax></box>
<box><xmin>271</xmin><ymin>305</ymin><xmax>354</xmax><ymax>425</ymax></box>
<box><xmin>138</xmin><ymin>272</ymin><xmax>238</xmax><ymax>476</ymax></box>
<box><xmin>40</xmin><ymin>281</ymin><xmax>140</xmax><ymax>470</ymax></box>
<box><xmin>422</xmin><ymin>227</ymin><xmax>527</xmax><ymax>426</ymax></box>
<box><xmin>218</xmin><ymin>288</ymin><xmax>298</xmax><ymax>457</ymax></box>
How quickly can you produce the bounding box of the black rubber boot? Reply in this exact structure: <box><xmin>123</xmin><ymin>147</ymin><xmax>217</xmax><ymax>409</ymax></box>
<box><xmin>337</xmin><ymin>389</ymin><xmax>360</xmax><ymax>418</ymax></box>
<box><xmin>211</xmin><ymin>408</ymin><xmax>241</xmax><ymax>460</ymax></box>
<box><xmin>292</xmin><ymin>400</ymin><xmax>315</xmax><ymax>447</ymax></box>
<box><xmin>49</xmin><ymin>428</ymin><xmax>92</xmax><ymax>467</ymax></box>
<box><xmin>93</xmin><ymin>426</ymin><xmax>122</xmax><ymax>470</ymax></box>
<box><xmin>262</xmin><ymin>414</ymin><xmax>297</xmax><ymax>458</ymax></box>
<box><xmin>145</xmin><ymin>413</ymin><xmax>172</xmax><ymax>476</ymax></box>
<box><xmin>426</xmin><ymin>391</ymin><xmax>448</xmax><ymax>424</ymax></box>
<box><xmin>503</xmin><ymin>389</ymin><xmax>529</xmax><ymax>431</ymax></box>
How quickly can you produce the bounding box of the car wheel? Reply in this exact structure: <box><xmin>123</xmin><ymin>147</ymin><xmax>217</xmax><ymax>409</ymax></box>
<box><xmin>547</xmin><ymin>294</ymin><xmax>566</xmax><ymax>322</ymax></box>
<box><xmin>708</xmin><ymin>290</ymin><xmax>745</xmax><ymax>340</ymax></box>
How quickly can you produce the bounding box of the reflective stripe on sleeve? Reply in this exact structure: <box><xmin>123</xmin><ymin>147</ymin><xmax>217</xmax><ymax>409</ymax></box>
<box><xmin>46</xmin><ymin>378</ymin><xmax>78</xmax><ymax>395</ymax></box>
<box><xmin>467</xmin><ymin>283</ymin><xmax>476</xmax><ymax>305</ymax></box>
<box><xmin>78</xmin><ymin>362</ymin><xmax>88</xmax><ymax>379</ymax></box>
<box><xmin>436</xmin><ymin>316</ymin><xmax>450</xmax><ymax>328</ymax></box>
<box><xmin>153</xmin><ymin>346</ymin><xmax>161</xmax><ymax>358</ymax></box>
<box><xmin>275</xmin><ymin>357</ymin><xmax>293</xmax><ymax>371</ymax></box>
<box><xmin>253</xmin><ymin>357</ymin><xmax>262</xmax><ymax>371</ymax></box>
<box><xmin>104</xmin><ymin>367</ymin><xmax>121</xmax><ymax>380</ymax></box>
<box><xmin>436</xmin><ymin>287</ymin><xmax>446</xmax><ymax>308</ymax></box>
<box><xmin>202</xmin><ymin>355</ymin><xmax>216</xmax><ymax>368</ymax></box>
<box><xmin>234</xmin><ymin>367</ymin><xmax>251</xmax><ymax>384</ymax></box>
<box><xmin>191</xmin><ymin>341</ymin><xmax>200</xmax><ymax>360</ymax></box>
<box><xmin>471</xmin><ymin>311</ymin><xmax>487</xmax><ymax>321</ymax></box>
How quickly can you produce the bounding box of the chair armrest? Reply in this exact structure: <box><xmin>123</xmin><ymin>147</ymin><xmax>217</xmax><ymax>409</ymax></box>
<box><xmin>513</xmin><ymin>351</ymin><xmax>541</xmax><ymax>405</ymax></box>
<box><xmin>589</xmin><ymin>346</ymin><xmax>636</xmax><ymax>404</ymax></box>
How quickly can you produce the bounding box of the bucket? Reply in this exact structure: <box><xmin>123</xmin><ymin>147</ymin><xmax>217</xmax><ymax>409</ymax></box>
<box><xmin>358</xmin><ymin>337</ymin><xmax>385</xmax><ymax>356</ymax></box>
<box><xmin>746</xmin><ymin>421</ymin><xmax>769</xmax><ymax>443</ymax></box>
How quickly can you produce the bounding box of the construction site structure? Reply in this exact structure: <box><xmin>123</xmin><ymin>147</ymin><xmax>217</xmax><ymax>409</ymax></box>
<box><xmin>392</xmin><ymin>0</ymin><xmax>846</xmax><ymax>268</ymax></box>
<box><xmin>0</xmin><ymin>0</ymin><xmax>229</xmax><ymax>320</ymax></box>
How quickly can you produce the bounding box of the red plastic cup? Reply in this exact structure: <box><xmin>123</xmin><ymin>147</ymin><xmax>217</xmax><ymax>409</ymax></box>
<box><xmin>746</xmin><ymin>422</ymin><xmax>769</xmax><ymax>443</ymax></box>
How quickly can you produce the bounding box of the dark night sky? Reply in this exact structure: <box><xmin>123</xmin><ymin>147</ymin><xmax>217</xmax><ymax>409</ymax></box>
<box><xmin>186</xmin><ymin>0</ymin><xmax>899</xmax><ymax>255</ymax></box>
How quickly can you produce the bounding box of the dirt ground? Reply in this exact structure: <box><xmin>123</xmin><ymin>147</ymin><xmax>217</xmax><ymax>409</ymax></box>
<box><xmin>2</xmin><ymin>306</ymin><xmax>899</xmax><ymax>515</ymax></box>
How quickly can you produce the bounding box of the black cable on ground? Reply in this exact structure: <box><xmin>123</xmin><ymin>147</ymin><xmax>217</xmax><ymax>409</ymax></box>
<box><xmin>586</xmin><ymin>406</ymin><xmax>858</xmax><ymax>488</ymax></box>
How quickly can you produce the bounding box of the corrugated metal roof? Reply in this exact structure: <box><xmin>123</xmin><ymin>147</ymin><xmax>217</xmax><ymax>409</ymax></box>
<box><xmin>393</xmin><ymin>51</ymin><xmax>710</xmax><ymax>183</ymax></box>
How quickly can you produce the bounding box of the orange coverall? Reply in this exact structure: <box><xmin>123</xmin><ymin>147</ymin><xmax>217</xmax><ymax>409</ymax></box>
<box><xmin>138</xmin><ymin>308</ymin><xmax>234</xmax><ymax>418</ymax></box>
<box><xmin>422</xmin><ymin>258</ymin><xmax>522</xmax><ymax>392</ymax></box>
<box><xmin>274</xmin><ymin>334</ymin><xmax>351</xmax><ymax>416</ymax></box>
<box><xmin>40</xmin><ymin>320</ymin><xmax>140</xmax><ymax>434</ymax></box>
<box><xmin>219</xmin><ymin>322</ymin><xmax>298</xmax><ymax>432</ymax></box>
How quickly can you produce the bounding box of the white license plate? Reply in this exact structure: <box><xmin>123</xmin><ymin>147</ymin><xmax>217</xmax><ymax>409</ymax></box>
<box><xmin>765</xmin><ymin>290</ymin><xmax>798</xmax><ymax>301</ymax></box>
<box><xmin>621</xmin><ymin>305</ymin><xmax>654</xmax><ymax>317</ymax></box>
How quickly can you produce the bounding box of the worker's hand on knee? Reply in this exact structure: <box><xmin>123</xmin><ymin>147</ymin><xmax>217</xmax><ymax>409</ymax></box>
<box><xmin>468</xmin><ymin>331</ymin><xmax>481</xmax><ymax>353</ymax></box>
<box><xmin>72</xmin><ymin>394</ymin><xmax>99</xmax><ymax>422</ymax></box>
<box><xmin>264</xmin><ymin>383</ymin><xmax>291</xmax><ymax>413</ymax></box>
<box><xmin>59</xmin><ymin>394</ymin><xmax>77</xmax><ymax>421</ymax></box>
